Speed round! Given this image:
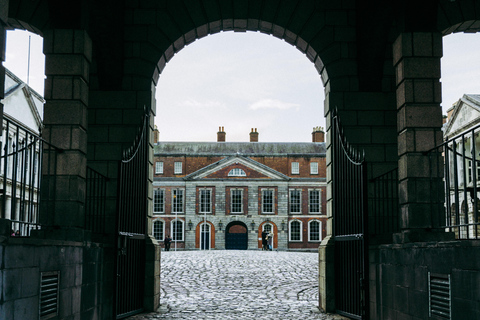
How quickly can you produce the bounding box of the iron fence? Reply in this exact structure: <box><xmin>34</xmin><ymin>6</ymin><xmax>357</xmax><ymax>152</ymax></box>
<box><xmin>85</xmin><ymin>166</ymin><xmax>108</xmax><ymax>234</ymax></box>
<box><xmin>370</xmin><ymin>168</ymin><xmax>400</xmax><ymax>236</ymax></box>
<box><xmin>427</xmin><ymin>122</ymin><xmax>480</xmax><ymax>239</ymax></box>
<box><xmin>0</xmin><ymin>117</ymin><xmax>62</xmax><ymax>237</ymax></box>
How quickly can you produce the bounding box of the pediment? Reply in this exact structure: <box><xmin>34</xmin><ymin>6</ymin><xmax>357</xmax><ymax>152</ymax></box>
<box><xmin>185</xmin><ymin>156</ymin><xmax>290</xmax><ymax>181</ymax></box>
<box><xmin>445</xmin><ymin>96</ymin><xmax>480</xmax><ymax>139</ymax></box>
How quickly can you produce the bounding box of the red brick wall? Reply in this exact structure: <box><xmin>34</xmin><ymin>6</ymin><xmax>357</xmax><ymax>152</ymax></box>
<box><xmin>154</xmin><ymin>155</ymin><xmax>326</xmax><ymax>179</ymax></box>
<box><xmin>154</xmin><ymin>187</ymin><xmax>185</xmax><ymax>214</ymax></box>
<box><xmin>287</xmin><ymin>186</ymin><xmax>327</xmax><ymax>215</ymax></box>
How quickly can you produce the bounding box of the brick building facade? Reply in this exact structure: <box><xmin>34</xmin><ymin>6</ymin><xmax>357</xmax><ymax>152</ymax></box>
<box><xmin>152</xmin><ymin>127</ymin><xmax>326</xmax><ymax>251</ymax></box>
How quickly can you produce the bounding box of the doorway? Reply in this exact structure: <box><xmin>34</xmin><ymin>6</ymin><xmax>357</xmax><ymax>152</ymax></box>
<box><xmin>200</xmin><ymin>223</ymin><xmax>210</xmax><ymax>250</ymax></box>
<box><xmin>225</xmin><ymin>221</ymin><xmax>248</xmax><ymax>250</ymax></box>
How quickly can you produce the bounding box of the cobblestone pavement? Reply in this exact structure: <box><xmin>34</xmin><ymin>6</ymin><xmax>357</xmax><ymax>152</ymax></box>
<box><xmin>127</xmin><ymin>250</ymin><xmax>347</xmax><ymax>320</ymax></box>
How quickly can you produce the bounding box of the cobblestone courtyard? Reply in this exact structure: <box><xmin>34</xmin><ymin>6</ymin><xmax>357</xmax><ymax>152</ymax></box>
<box><xmin>128</xmin><ymin>250</ymin><xmax>346</xmax><ymax>320</ymax></box>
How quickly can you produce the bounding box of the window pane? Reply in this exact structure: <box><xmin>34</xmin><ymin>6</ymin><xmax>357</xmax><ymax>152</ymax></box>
<box><xmin>156</xmin><ymin>161</ymin><xmax>163</xmax><ymax>174</ymax></box>
<box><xmin>172</xmin><ymin>220</ymin><xmax>183</xmax><ymax>241</ymax></box>
<box><xmin>231</xmin><ymin>189</ymin><xmax>243</xmax><ymax>213</ymax></box>
<box><xmin>228</xmin><ymin>168</ymin><xmax>246</xmax><ymax>176</ymax></box>
<box><xmin>289</xmin><ymin>189</ymin><xmax>301</xmax><ymax>213</ymax></box>
<box><xmin>200</xmin><ymin>189</ymin><xmax>211</xmax><ymax>213</ymax></box>
<box><xmin>309</xmin><ymin>190</ymin><xmax>320</xmax><ymax>213</ymax></box>
<box><xmin>310</xmin><ymin>162</ymin><xmax>318</xmax><ymax>174</ymax></box>
<box><xmin>291</xmin><ymin>162</ymin><xmax>299</xmax><ymax>174</ymax></box>
<box><xmin>153</xmin><ymin>189</ymin><xmax>164</xmax><ymax>213</ymax></box>
<box><xmin>290</xmin><ymin>221</ymin><xmax>300</xmax><ymax>241</ymax></box>
<box><xmin>153</xmin><ymin>220</ymin><xmax>164</xmax><ymax>241</ymax></box>
<box><xmin>262</xmin><ymin>189</ymin><xmax>273</xmax><ymax>213</ymax></box>
<box><xmin>173</xmin><ymin>189</ymin><xmax>184</xmax><ymax>213</ymax></box>
<box><xmin>174</xmin><ymin>162</ymin><xmax>182</xmax><ymax>174</ymax></box>
<box><xmin>263</xmin><ymin>224</ymin><xmax>272</xmax><ymax>233</ymax></box>
<box><xmin>309</xmin><ymin>221</ymin><xmax>320</xmax><ymax>241</ymax></box>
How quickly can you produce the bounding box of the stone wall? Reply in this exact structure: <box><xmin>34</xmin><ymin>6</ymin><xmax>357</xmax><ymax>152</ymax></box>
<box><xmin>370</xmin><ymin>240</ymin><xmax>480</xmax><ymax>320</ymax></box>
<box><xmin>0</xmin><ymin>235</ymin><xmax>110</xmax><ymax>319</ymax></box>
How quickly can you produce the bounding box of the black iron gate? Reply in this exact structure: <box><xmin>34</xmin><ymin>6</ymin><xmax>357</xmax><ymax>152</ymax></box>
<box><xmin>332</xmin><ymin>110</ymin><xmax>369</xmax><ymax>319</ymax></box>
<box><xmin>114</xmin><ymin>110</ymin><xmax>150</xmax><ymax>319</ymax></box>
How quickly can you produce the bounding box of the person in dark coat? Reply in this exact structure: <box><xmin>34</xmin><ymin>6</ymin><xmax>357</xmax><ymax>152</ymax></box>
<box><xmin>164</xmin><ymin>235</ymin><xmax>172</xmax><ymax>251</ymax></box>
<box><xmin>261</xmin><ymin>230</ymin><xmax>268</xmax><ymax>251</ymax></box>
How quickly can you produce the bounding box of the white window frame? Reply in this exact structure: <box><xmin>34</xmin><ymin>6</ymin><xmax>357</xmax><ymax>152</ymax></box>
<box><xmin>174</xmin><ymin>161</ymin><xmax>182</xmax><ymax>174</ymax></box>
<box><xmin>310</xmin><ymin>162</ymin><xmax>319</xmax><ymax>175</ymax></box>
<box><xmin>291</xmin><ymin>162</ymin><xmax>300</xmax><ymax>174</ymax></box>
<box><xmin>155</xmin><ymin>161</ymin><xmax>164</xmax><ymax>174</ymax></box>
<box><xmin>308</xmin><ymin>189</ymin><xmax>321</xmax><ymax>214</ymax></box>
<box><xmin>153</xmin><ymin>189</ymin><xmax>165</xmax><ymax>214</ymax></box>
<box><xmin>261</xmin><ymin>188</ymin><xmax>274</xmax><ymax>214</ymax></box>
<box><xmin>199</xmin><ymin>188</ymin><xmax>212</xmax><ymax>214</ymax></box>
<box><xmin>308</xmin><ymin>220</ymin><xmax>322</xmax><ymax>242</ymax></box>
<box><xmin>153</xmin><ymin>219</ymin><xmax>165</xmax><ymax>241</ymax></box>
<box><xmin>289</xmin><ymin>220</ymin><xmax>302</xmax><ymax>242</ymax></box>
<box><xmin>228</xmin><ymin>168</ymin><xmax>246</xmax><ymax>177</ymax></box>
<box><xmin>172</xmin><ymin>189</ymin><xmax>184</xmax><ymax>213</ymax></box>
<box><xmin>171</xmin><ymin>219</ymin><xmax>184</xmax><ymax>241</ymax></box>
<box><xmin>289</xmin><ymin>189</ymin><xmax>302</xmax><ymax>214</ymax></box>
<box><xmin>230</xmin><ymin>188</ymin><xmax>243</xmax><ymax>214</ymax></box>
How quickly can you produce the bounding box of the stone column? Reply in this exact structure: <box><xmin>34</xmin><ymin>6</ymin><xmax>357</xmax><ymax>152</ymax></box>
<box><xmin>393</xmin><ymin>32</ymin><xmax>452</xmax><ymax>243</ymax></box>
<box><xmin>41</xmin><ymin>30</ymin><xmax>91</xmax><ymax>235</ymax></box>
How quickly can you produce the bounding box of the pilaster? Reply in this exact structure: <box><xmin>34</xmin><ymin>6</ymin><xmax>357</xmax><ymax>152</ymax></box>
<box><xmin>42</xmin><ymin>29</ymin><xmax>91</xmax><ymax>230</ymax></box>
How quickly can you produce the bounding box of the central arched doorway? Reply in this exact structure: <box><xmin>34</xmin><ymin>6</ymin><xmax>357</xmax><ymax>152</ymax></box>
<box><xmin>225</xmin><ymin>221</ymin><xmax>248</xmax><ymax>250</ymax></box>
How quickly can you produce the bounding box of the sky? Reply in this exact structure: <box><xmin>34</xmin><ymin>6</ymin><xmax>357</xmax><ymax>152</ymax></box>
<box><xmin>4</xmin><ymin>29</ymin><xmax>480</xmax><ymax>142</ymax></box>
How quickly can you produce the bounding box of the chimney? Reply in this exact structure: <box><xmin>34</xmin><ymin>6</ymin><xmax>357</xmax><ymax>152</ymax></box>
<box><xmin>153</xmin><ymin>125</ymin><xmax>159</xmax><ymax>143</ymax></box>
<box><xmin>217</xmin><ymin>126</ymin><xmax>226</xmax><ymax>142</ymax></box>
<box><xmin>312</xmin><ymin>126</ymin><xmax>324</xmax><ymax>142</ymax></box>
<box><xmin>249</xmin><ymin>128</ymin><xmax>259</xmax><ymax>142</ymax></box>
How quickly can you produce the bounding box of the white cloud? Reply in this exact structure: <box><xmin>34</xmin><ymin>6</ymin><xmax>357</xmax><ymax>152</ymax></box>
<box><xmin>249</xmin><ymin>99</ymin><xmax>300</xmax><ymax>111</ymax></box>
<box><xmin>177</xmin><ymin>99</ymin><xmax>225</xmax><ymax>109</ymax></box>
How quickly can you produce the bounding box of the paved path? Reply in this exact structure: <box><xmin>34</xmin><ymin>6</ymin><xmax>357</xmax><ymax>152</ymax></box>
<box><xmin>127</xmin><ymin>250</ymin><xmax>346</xmax><ymax>320</ymax></box>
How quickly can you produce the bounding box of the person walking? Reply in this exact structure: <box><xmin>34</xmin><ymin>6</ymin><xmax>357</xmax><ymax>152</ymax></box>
<box><xmin>267</xmin><ymin>232</ymin><xmax>273</xmax><ymax>251</ymax></box>
<box><xmin>164</xmin><ymin>234</ymin><xmax>172</xmax><ymax>251</ymax></box>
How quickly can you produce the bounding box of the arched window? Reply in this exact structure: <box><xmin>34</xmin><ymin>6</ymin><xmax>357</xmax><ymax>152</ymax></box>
<box><xmin>289</xmin><ymin>220</ymin><xmax>302</xmax><ymax>241</ymax></box>
<box><xmin>153</xmin><ymin>220</ymin><xmax>164</xmax><ymax>241</ymax></box>
<box><xmin>308</xmin><ymin>220</ymin><xmax>322</xmax><ymax>242</ymax></box>
<box><xmin>228</xmin><ymin>168</ymin><xmax>246</xmax><ymax>177</ymax></box>
<box><xmin>171</xmin><ymin>219</ymin><xmax>184</xmax><ymax>241</ymax></box>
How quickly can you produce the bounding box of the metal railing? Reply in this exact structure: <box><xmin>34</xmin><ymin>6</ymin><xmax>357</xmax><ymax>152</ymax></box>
<box><xmin>85</xmin><ymin>166</ymin><xmax>108</xmax><ymax>234</ymax></box>
<box><xmin>1</xmin><ymin>117</ymin><xmax>62</xmax><ymax>237</ymax></box>
<box><xmin>370</xmin><ymin>168</ymin><xmax>400</xmax><ymax>236</ymax></box>
<box><xmin>427</xmin><ymin>122</ymin><xmax>480</xmax><ymax>240</ymax></box>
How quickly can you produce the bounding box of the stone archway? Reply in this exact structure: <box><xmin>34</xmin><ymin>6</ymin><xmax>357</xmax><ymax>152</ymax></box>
<box><xmin>225</xmin><ymin>221</ymin><xmax>248</xmax><ymax>250</ymax></box>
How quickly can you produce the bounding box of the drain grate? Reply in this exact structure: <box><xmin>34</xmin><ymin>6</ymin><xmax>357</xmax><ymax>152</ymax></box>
<box><xmin>429</xmin><ymin>272</ymin><xmax>451</xmax><ymax>319</ymax></box>
<box><xmin>40</xmin><ymin>271</ymin><xmax>60</xmax><ymax>319</ymax></box>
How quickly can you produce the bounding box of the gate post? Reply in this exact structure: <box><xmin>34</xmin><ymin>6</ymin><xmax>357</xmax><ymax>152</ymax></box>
<box><xmin>393</xmin><ymin>32</ymin><xmax>453</xmax><ymax>243</ymax></box>
<box><xmin>319</xmin><ymin>235</ymin><xmax>335</xmax><ymax>312</ymax></box>
<box><xmin>41</xmin><ymin>29</ymin><xmax>91</xmax><ymax>233</ymax></box>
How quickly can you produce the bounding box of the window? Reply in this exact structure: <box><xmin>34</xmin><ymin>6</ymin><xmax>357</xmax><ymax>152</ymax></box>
<box><xmin>309</xmin><ymin>189</ymin><xmax>321</xmax><ymax>214</ymax></box>
<box><xmin>289</xmin><ymin>189</ymin><xmax>301</xmax><ymax>213</ymax></box>
<box><xmin>199</xmin><ymin>189</ymin><xmax>212</xmax><ymax>213</ymax></box>
<box><xmin>289</xmin><ymin>220</ymin><xmax>302</xmax><ymax>241</ymax></box>
<box><xmin>310</xmin><ymin>162</ymin><xmax>319</xmax><ymax>174</ymax></box>
<box><xmin>291</xmin><ymin>162</ymin><xmax>299</xmax><ymax>174</ymax></box>
<box><xmin>155</xmin><ymin>161</ymin><xmax>164</xmax><ymax>174</ymax></box>
<box><xmin>228</xmin><ymin>168</ymin><xmax>246</xmax><ymax>176</ymax></box>
<box><xmin>172</xmin><ymin>189</ymin><xmax>184</xmax><ymax>213</ymax></box>
<box><xmin>153</xmin><ymin>220</ymin><xmax>164</xmax><ymax>241</ymax></box>
<box><xmin>262</xmin><ymin>189</ymin><xmax>274</xmax><ymax>214</ymax></box>
<box><xmin>263</xmin><ymin>223</ymin><xmax>272</xmax><ymax>233</ymax></box>
<box><xmin>309</xmin><ymin>220</ymin><xmax>321</xmax><ymax>242</ymax></box>
<box><xmin>174</xmin><ymin>162</ymin><xmax>182</xmax><ymax>174</ymax></box>
<box><xmin>153</xmin><ymin>189</ymin><xmax>165</xmax><ymax>213</ymax></box>
<box><xmin>231</xmin><ymin>189</ymin><xmax>243</xmax><ymax>214</ymax></box>
<box><xmin>467</xmin><ymin>160</ymin><xmax>480</xmax><ymax>185</ymax></box>
<box><xmin>171</xmin><ymin>220</ymin><xmax>184</xmax><ymax>241</ymax></box>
